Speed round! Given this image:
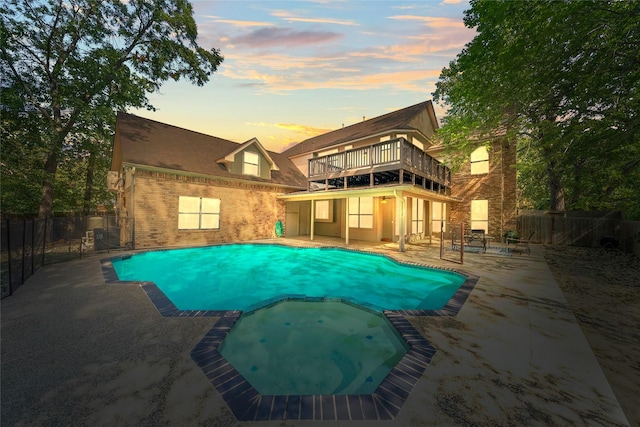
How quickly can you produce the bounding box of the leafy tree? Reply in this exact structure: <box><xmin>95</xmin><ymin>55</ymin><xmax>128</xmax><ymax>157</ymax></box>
<box><xmin>1</xmin><ymin>0</ymin><xmax>223</xmax><ymax>217</ymax></box>
<box><xmin>433</xmin><ymin>0</ymin><xmax>640</xmax><ymax>218</ymax></box>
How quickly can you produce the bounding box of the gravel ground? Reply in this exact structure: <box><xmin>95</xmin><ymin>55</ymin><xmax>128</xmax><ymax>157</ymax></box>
<box><xmin>544</xmin><ymin>245</ymin><xmax>640</xmax><ymax>427</ymax></box>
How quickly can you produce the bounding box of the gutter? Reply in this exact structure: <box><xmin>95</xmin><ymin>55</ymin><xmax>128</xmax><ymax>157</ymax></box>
<box><xmin>129</xmin><ymin>166</ymin><xmax>135</xmax><ymax>249</ymax></box>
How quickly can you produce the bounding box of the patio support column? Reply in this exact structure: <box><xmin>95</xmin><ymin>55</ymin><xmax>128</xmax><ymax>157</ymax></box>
<box><xmin>345</xmin><ymin>197</ymin><xmax>350</xmax><ymax>246</ymax></box>
<box><xmin>310</xmin><ymin>199</ymin><xmax>315</xmax><ymax>241</ymax></box>
<box><xmin>395</xmin><ymin>191</ymin><xmax>406</xmax><ymax>252</ymax></box>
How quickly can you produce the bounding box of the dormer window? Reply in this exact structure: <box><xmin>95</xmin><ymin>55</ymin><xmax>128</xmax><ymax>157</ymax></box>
<box><xmin>243</xmin><ymin>151</ymin><xmax>260</xmax><ymax>176</ymax></box>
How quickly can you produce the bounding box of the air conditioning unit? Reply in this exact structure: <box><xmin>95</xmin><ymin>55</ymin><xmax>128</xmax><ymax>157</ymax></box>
<box><xmin>107</xmin><ymin>171</ymin><xmax>122</xmax><ymax>192</ymax></box>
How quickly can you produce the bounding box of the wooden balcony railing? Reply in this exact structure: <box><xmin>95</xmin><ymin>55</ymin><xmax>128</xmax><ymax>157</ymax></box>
<box><xmin>308</xmin><ymin>138</ymin><xmax>451</xmax><ymax>187</ymax></box>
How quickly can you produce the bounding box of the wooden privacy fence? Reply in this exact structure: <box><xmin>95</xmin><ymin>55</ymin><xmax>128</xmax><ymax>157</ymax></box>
<box><xmin>516</xmin><ymin>212</ymin><xmax>640</xmax><ymax>256</ymax></box>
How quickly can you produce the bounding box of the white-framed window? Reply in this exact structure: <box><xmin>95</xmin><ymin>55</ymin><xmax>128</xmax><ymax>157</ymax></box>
<box><xmin>178</xmin><ymin>196</ymin><xmax>220</xmax><ymax>229</ymax></box>
<box><xmin>470</xmin><ymin>199</ymin><xmax>489</xmax><ymax>232</ymax></box>
<box><xmin>243</xmin><ymin>151</ymin><xmax>260</xmax><ymax>176</ymax></box>
<box><xmin>348</xmin><ymin>197</ymin><xmax>373</xmax><ymax>229</ymax></box>
<box><xmin>411</xmin><ymin>198</ymin><xmax>424</xmax><ymax>234</ymax></box>
<box><xmin>315</xmin><ymin>200</ymin><xmax>333</xmax><ymax>222</ymax></box>
<box><xmin>432</xmin><ymin>201</ymin><xmax>446</xmax><ymax>233</ymax></box>
<box><xmin>470</xmin><ymin>146</ymin><xmax>489</xmax><ymax>174</ymax></box>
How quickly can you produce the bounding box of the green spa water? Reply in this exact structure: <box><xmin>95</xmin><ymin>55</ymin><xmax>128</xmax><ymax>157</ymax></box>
<box><xmin>218</xmin><ymin>300</ymin><xmax>408</xmax><ymax>395</ymax></box>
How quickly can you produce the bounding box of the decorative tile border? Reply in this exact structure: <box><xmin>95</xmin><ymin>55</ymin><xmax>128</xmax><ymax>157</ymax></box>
<box><xmin>187</xmin><ymin>297</ymin><xmax>436</xmax><ymax>421</ymax></box>
<box><xmin>100</xmin><ymin>245</ymin><xmax>479</xmax><ymax>421</ymax></box>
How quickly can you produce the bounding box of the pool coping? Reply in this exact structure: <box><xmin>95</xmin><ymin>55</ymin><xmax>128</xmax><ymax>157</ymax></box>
<box><xmin>101</xmin><ymin>244</ymin><xmax>479</xmax><ymax>421</ymax></box>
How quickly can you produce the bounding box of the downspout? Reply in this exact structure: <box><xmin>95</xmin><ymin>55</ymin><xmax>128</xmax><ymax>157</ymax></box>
<box><xmin>394</xmin><ymin>191</ymin><xmax>406</xmax><ymax>252</ymax></box>
<box><xmin>500</xmin><ymin>141</ymin><xmax>504</xmax><ymax>239</ymax></box>
<box><xmin>129</xmin><ymin>166</ymin><xmax>135</xmax><ymax>249</ymax></box>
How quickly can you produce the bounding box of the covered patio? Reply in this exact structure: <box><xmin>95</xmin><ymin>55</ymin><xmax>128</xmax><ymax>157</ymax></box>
<box><xmin>279</xmin><ymin>184</ymin><xmax>459</xmax><ymax>252</ymax></box>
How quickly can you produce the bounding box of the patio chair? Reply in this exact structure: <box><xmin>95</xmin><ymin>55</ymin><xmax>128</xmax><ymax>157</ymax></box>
<box><xmin>507</xmin><ymin>231</ymin><xmax>535</xmax><ymax>255</ymax></box>
<box><xmin>465</xmin><ymin>229</ymin><xmax>487</xmax><ymax>253</ymax></box>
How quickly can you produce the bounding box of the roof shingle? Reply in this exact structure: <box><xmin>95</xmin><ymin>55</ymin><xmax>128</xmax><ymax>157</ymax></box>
<box><xmin>112</xmin><ymin>112</ymin><xmax>307</xmax><ymax>189</ymax></box>
<box><xmin>282</xmin><ymin>101</ymin><xmax>437</xmax><ymax>157</ymax></box>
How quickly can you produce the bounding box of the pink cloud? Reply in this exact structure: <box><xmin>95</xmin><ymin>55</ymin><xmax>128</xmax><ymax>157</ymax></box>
<box><xmin>231</xmin><ymin>27</ymin><xmax>342</xmax><ymax>48</ymax></box>
<box><xmin>272</xmin><ymin>10</ymin><xmax>359</xmax><ymax>26</ymax></box>
<box><xmin>204</xmin><ymin>16</ymin><xmax>274</xmax><ymax>27</ymax></box>
<box><xmin>387</xmin><ymin>15</ymin><xmax>467</xmax><ymax>28</ymax></box>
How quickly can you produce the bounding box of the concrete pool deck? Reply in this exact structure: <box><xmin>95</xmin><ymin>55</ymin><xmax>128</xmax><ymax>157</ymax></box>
<box><xmin>1</xmin><ymin>238</ymin><xmax>631</xmax><ymax>426</ymax></box>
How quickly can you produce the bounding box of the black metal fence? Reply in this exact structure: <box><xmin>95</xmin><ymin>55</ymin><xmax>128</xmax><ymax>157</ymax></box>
<box><xmin>1</xmin><ymin>215</ymin><xmax>129</xmax><ymax>299</ymax></box>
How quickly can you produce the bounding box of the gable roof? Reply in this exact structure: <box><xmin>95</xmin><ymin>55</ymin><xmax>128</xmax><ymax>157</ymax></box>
<box><xmin>111</xmin><ymin>112</ymin><xmax>306</xmax><ymax>189</ymax></box>
<box><xmin>282</xmin><ymin>100</ymin><xmax>439</xmax><ymax>157</ymax></box>
<box><xmin>216</xmin><ymin>137</ymin><xmax>279</xmax><ymax>171</ymax></box>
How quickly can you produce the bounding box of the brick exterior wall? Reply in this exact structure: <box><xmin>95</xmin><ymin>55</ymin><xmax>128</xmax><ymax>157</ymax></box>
<box><xmin>125</xmin><ymin>170</ymin><xmax>288</xmax><ymax>249</ymax></box>
<box><xmin>449</xmin><ymin>139</ymin><xmax>517</xmax><ymax>239</ymax></box>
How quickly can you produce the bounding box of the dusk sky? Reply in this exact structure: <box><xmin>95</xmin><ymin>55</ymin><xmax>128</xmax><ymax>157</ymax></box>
<box><xmin>131</xmin><ymin>0</ymin><xmax>476</xmax><ymax>153</ymax></box>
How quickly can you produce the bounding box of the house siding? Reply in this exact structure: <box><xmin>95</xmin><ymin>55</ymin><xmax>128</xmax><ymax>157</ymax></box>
<box><xmin>449</xmin><ymin>139</ymin><xmax>517</xmax><ymax>238</ymax></box>
<box><xmin>129</xmin><ymin>170</ymin><xmax>287</xmax><ymax>248</ymax></box>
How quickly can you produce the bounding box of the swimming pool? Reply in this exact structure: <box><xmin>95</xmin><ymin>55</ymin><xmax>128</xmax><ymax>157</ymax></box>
<box><xmin>111</xmin><ymin>244</ymin><xmax>465</xmax><ymax>312</ymax></box>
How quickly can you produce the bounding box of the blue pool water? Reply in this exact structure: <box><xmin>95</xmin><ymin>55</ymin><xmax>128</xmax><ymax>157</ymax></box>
<box><xmin>112</xmin><ymin>244</ymin><xmax>465</xmax><ymax>312</ymax></box>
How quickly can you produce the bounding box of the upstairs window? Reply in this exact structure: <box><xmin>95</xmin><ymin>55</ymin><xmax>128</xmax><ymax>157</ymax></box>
<box><xmin>178</xmin><ymin>196</ymin><xmax>220</xmax><ymax>229</ymax></box>
<box><xmin>470</xmin><ymin>146</ymin><xmax>489</xmax><ymax>174</ymax></box>
<box><xmin>243</xmin><ymin>151</ymin><xmax>260</xmax><ymax>176</ymax></box>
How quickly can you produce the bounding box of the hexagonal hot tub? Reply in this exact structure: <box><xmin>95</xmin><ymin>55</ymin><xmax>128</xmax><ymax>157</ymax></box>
<box><xmin>219</xmin><ymin>300</ymin><xmax>409</xmax><ymax>395</ymax></box>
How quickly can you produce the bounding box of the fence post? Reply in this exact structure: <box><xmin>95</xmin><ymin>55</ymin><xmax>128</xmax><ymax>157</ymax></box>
<box><xmin>80</xmin><ymin>215</ymin><xmax>84</xmax><ymax>259</ymax></box>
<box><xmin>21</xmin><ymin>218</ymin><xmax>26</xmax><ymax>285</ymax></box>
<box><xmin>461</xmin><ymin>222</ymin><xmax>465</xmax><ymax>265</ymax></box>
<box><xmin>107</xmin><ymin>215</ymin><xmax>110</xmax><ymax>254</ymax></box>
<box><xmin>31</xmin><ymin>219</ymin><xmax>35</xmax><ymax>275</ymax></box>
<box><xmin>6</xmin><ymin>219</ymin><xmax>13</xmax><ymax>297</ymax></box>
<box><xmin>42</xmin><ymin>218</ymin><xmax>47</xmax><ymax>267</ymax></box>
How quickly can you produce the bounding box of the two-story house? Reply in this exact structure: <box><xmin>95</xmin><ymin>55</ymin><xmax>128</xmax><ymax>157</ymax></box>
<box><xmin>109</xmin><ymin>101</ymin><xmax>516</xmax><ymax>250</ymax></box>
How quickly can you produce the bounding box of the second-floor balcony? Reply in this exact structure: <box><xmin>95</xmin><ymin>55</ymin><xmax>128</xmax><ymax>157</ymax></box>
<box><xmin>308</xmin><ymin>137</ymin><xmax>451</xmax><ymax>191</ymax></box>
